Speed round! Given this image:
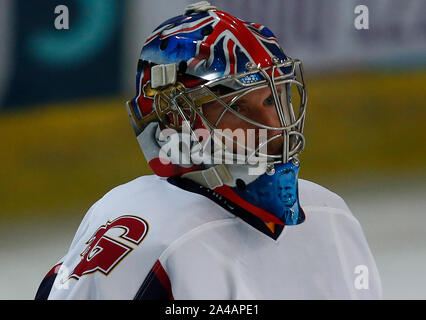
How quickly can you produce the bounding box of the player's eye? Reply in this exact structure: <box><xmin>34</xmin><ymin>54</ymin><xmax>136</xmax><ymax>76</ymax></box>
<box><xmin>263</xmin><ymin>95</ymin><xmax>275</xmax><ymax>106</ymax></box>
<box><xmin>230</xmin><ymin>104</ymin><xmax>240</xmax><ymax>112</ymax></box>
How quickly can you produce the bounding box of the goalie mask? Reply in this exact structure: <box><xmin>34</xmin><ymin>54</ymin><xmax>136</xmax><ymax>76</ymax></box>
<box><xmin>127</xmin><ymin>2</ymin><xmax>307</xmax><ymax>226</ymax></box>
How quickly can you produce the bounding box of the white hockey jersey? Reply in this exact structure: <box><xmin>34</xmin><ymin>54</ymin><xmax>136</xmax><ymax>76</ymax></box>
<box><xmin>35</xmin><ymin>175</ymin><xmax>382</xmax><ymax>300</ymax></box>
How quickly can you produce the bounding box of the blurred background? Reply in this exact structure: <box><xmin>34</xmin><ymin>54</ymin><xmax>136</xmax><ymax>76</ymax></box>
<box><xmin>0</xmin><ymin>0</ymin><xmax>425</xmax><ymax>299</ymax></box>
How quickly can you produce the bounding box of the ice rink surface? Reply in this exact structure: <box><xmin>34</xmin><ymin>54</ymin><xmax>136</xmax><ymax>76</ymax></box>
<box><xmin>1</xmin><ymin>178</ymin><xmax>425</xmax><ymax>300</ymax></box>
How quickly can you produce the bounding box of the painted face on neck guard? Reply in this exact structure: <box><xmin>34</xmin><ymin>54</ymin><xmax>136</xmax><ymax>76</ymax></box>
<box><xmin>278</xmin><ymin>167</ymin><xmax>297</xmax><ymax>208</ymax></box>
<box><xmin>233</xmin><ymin>161</ymin><xmax>305</xmax><ymax>225</ymax></box>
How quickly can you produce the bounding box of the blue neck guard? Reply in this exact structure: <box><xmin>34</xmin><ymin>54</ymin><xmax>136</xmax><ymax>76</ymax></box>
<box><xmin>232</xmin><ymin>161</ymin><xmax>305</xmax><ymax>225</ymax></box>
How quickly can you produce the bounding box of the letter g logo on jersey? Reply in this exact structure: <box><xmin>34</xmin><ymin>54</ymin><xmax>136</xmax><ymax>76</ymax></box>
<box><xmin>66</xmin><ymin>215</ymin><xmax>149</xmax><ymax>281</ymax></box>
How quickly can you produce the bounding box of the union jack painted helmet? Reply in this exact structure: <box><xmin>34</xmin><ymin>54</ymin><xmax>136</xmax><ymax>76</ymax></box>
<box><xmin>127</xmin><ymin>1</ymin><xmax>307</xmax><ymax>181</ymax></box>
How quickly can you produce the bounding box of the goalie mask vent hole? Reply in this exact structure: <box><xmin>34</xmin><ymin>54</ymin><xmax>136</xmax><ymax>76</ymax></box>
<box><xmin>236</xmin><ymin>179</ymin><xmax>246</xmax><ymax>191</ymax></box>
<box><xmin>160</xmin><ymin>38</ymin><xmax>169</xmax><ymax>50</ymax></box>
<box><xmin>201</xmin><ymin>25</ymin><xmax>213</xmax><ymax>36</ymax></box>
<box><xmin>178</xmin><ymin>60</ymin><xmax>188</xmax><ymax>74</ymax></box>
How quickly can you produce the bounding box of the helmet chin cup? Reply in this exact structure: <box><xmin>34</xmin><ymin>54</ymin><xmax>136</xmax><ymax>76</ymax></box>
<box><xmin>232</xmin><ymin>160</ymin><xmax>305</xmax><ymax>226</ymax></box>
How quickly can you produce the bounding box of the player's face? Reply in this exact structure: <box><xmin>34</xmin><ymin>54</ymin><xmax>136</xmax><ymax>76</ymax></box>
<box><xmin>202</xmin><ymin>86</ymin><xmax>285</xmax><ymax>155</ymax></box>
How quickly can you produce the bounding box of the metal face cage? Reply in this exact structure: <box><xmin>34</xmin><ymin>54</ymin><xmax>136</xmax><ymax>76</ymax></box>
<box><xmin>169</xmin><ymin>58</ymin><xmax>307</xmax><ymax>166</ymax></box>
<box><xmin>127</xmin><ymin>58</ymin><xmax>307</xmax><ymax>167</ymax></box>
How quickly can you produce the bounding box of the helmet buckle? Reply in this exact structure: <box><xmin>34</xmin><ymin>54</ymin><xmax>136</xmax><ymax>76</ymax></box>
<box><xmin>151</xmin><ymin>63</ymin><xmax>177</xmax><ymax>89</ymax></box>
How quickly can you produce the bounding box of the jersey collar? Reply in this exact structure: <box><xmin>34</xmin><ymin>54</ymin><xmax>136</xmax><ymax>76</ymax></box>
<box><xmin>167</xmin><ymin>176</ymin><xmax>286</xmax><ymax>240</ymax></box>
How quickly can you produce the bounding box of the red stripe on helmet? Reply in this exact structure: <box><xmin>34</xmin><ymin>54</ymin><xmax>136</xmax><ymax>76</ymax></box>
<box><xmin>227</xmin><ymin>38</ymin><xmax>236</xmax><ymax>75</ymax></box>
<box><xmin>198</xmin><ymin>11</ymin><xmax>274</xmax><ymax>68</ymax></box>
